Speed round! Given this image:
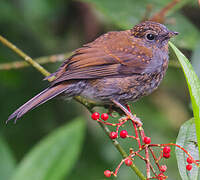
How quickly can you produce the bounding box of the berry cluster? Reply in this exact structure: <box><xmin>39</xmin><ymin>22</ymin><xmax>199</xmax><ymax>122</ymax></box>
<box><xmin>163</xmin><ymin>146</ymin><xmax>171</xmax><ymax>159</ymax></box>
<box><xmin>91</xmin><ymin>112</ymin><xmax>109</xmax><ymax>121</ymax></box>
<box><xmin>186</xmin><ymin>157</ymin><xmax>193</xmax><ymax>171</ymax></box>
<box><xmin>90</xmin><ymin>110</ymin><xmax>199</xmax><ymax>179</ymax></box>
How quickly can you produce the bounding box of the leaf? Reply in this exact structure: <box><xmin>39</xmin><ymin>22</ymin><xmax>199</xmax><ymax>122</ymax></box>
<box><xmin>81</xmin><ymin>0</ymin><xmax>190</xmax><ymax>29</ymax></box>
<box><xmin>176</xmin><ymin>118</ymin><xmax>200</xmax><ymax>180</ymax></box>
<box><xmin>192</xmin><ymin>41</ymin><xmax>200</xmax><ymax>78</ymax></box>
<box><xmin>0</xmin><ymin>1</ymin><xmax>21</xmax><ymax>22</ymax></box>
<box><xmin>0</xmin><ymin>136</ymin><xmax>16</xmax><ymax>180</ymax></box>
<box><xmin>169</xmin><ymin>42</ymin><xmax>200</xmax><ymax>156</ymax></box>
<box><xmin>12</xmin><ymin>118</ymin><xmax>86</xmax><ymax>180</ymax></box>
<box><xmin>81</xmin><ymin>0</ymin><xmax>199</xmax><ymax>49</ymax></box>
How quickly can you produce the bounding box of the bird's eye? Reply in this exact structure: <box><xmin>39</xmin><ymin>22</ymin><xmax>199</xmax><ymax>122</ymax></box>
<box><xmin>146</xmin><ymin>33</ymin><xmax>156</xmax><ymax>41</ymax></box>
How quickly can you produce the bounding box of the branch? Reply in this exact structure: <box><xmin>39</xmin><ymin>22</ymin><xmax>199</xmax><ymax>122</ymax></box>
<box><xmin>0</xmin><ymin>35</ymin><xmax>146</xmax><ymax>180</ymax></box>
<box><xmin>0</xmin><ymin>52</ymin><xmax>72</xmax><ymax>70</ymax></box>
<box><xmin>0</xmin><ymin>35</ymin><xmax>53</xmax><ymax>80</ymax></box>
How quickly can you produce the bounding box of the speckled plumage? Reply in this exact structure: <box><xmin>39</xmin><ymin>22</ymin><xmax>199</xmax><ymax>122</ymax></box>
<box><xmin>7</xmin><ymin>21</ymin><xmax>178</xmax><ymax>122</ymax></box>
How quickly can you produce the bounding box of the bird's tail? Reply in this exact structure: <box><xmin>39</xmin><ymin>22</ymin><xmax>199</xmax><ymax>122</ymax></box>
<box><xmin>7</xmin><ymin>83</ymin><xmax>69</xmax><ymax>123</ymax></box>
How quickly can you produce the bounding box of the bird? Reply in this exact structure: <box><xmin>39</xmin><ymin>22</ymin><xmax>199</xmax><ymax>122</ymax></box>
<box><xmin>7</xmin><ymin>21</ymin><xmax>178</xmax><ymax>124</ymax></box>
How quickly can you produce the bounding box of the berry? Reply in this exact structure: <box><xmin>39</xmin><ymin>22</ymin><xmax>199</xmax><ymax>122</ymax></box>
<box><xmin>120</xmin><ymin>130</ymin><xmax>128</xmax><ymax>138</ymax></box>
<box><xmin>160</xmin><ymin>165</ymin><xmax>167</xmax><ymax>172</ymax></box>
<box><xmin>91</xmin><ymin>112</ymin><xmax>100</xmax><ymax>120</ymax></box>
<box><xmin>187</xmin><ymin>157</ymin><xmax>193</xmax><ymax>164</ymax></box>
<box><xmin>104</xmin><ymin>170</ymin><xmax>112</xmax><ymax>177</ymax></box>
<box><xmin>163</xmin><ymin>146</ymin><xmax>171</xmax><ymax>154</ymax></box>
<box><xmin>109</xmin><ymin>132</ymin><xmax>118</xmax><ymax>139</ymax></box>
<box><xmin>125</xmin><ymin>159</ymin><xmax>133</xmax><ymax>166</ymax></box>
<box><xmin>143</xmin><ymin>136</ymin><xmax>151</xmax><ymax>144</ymax></box>
<box><xmin>158</xmin><ymin>173</ymin><xmax>165</xmax><ymax>180</ymax></box>
<box><xmin>163</xmin><ymin>152</ymin><xmax>170</xmax><ymax>159</ymax></box>
<box><xmin>186</xmin><ymin>164</ymin><xmax>192</xmax><ymax>171</ymax></box>
<box><xmin>101</xmin><ymin>113</ymin><xmax>109</xmax><ymax>121</ymax></box>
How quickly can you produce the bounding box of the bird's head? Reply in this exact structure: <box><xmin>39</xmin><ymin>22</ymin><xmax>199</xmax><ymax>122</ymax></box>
<box><xmin>131</xmin><ymin>21</ymin><xmax>178</xmax><ymax>48</ymax></box>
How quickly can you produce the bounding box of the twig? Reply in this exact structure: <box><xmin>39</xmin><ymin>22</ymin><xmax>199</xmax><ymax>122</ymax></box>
<box><xmin>149</xmin><ymin>147</ymin><xmax>160</xmax><ymax>170</ymax></box>
<box><xmin>0</xmin><ymin>35</ymin><xmax>146</xmax><ymax>180</ymax></box>
<box><xmin>0</xmin><ymin>52</ymin><xmax>72</xmax><ymax>70</ymax></box>
<box><xmin>145</xmin><ymin>146</ymin><xmax>151</xmax><ymax>179</ymax></box>
<box><xmin>0</xmin><ymin>35</ymin><xmax>54</xmax><ymax>80</ymax></box>
<box><xmin>149</xmin><ymin>0</ymin><xmax>180</xmax><ymax>23</ymax></box>
<box><xmin>132</xmin><ymin>121</ymin><xmax>142</xmax><ymax>149</ymax></box>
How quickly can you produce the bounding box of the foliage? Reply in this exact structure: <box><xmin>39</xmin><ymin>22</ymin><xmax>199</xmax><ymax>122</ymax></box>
<box><xmin>0</xmin><ymin>137</ymin><xmax>16</xmax><ymax>180</ymax></box>
<box><xmin>176</xmin><ymin>119</ymin><xmax>199</xmax><ymax>180</ymax></box>
<box><xmin>170</xmin><ymin>42</ymin><xmax>200</xmax><ymax>156</ymax></box>
<box><xmin>11</xmin><ymin>118</ymin><xmax>85</xmax><ymax>180</ymax></box>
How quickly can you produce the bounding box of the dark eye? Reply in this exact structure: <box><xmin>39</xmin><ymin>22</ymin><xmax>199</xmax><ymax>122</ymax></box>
<box><xmin>146</xmin><ymin>33</ymin><xmax>156</xmax><ymax>41</ymax></box>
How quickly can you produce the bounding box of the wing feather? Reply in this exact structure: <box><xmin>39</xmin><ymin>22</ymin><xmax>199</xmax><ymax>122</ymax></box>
<box><xmin>49</xmin><ymin>30</ymin><xmax>153</xmax><ymax>85</ymax></box>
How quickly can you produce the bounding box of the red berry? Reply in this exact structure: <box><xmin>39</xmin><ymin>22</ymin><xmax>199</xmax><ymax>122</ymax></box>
<box><xmin>109</xmin><ymin>132</ymin><xmax>118</xmax><ymax>139</ymax></box>
<box><xmin>187</xmin><ymin>157</ymin><xmax>193</xmax><ymax>164</ymax></box>
<box><xmin>143</xmin><ymin>136</ymin><xmax>151</xmax><ymax>144</ymax></box>
<box><xmin>104</xmin><ymin>170</ymin><xmax>112</xmax><ymax>177</ymax></box>
<box><xmin>101</xmin><ymin>113</ymin><xmax>109</xmax><ymax>121</ymax></box>
<box><xmin>163</xmin><ymin>146</ymin><xmax>171</xmax><ymax>154</ymax></box>
<box><xmin>120</xmin><ymin>130</ymin><xmax>128</xmax><ymax>138</ymax></box>
<box><xmin>160</xmin><ymin>165</ymin><xmax>167</xmax><ymax>172</ymax></box>
<box><xmin>158</xmin><ymin>173</ymin><xmax>165</xmax><ymax>180</ymax></box>
<box><xmin>125</xmin><ymin>159</ymin><xmax>133</xmax><ymax>166</ymax></box>
<box><xmin>91</xmin><ymin>112</ymin><xmax>100</xmax><ymax>120</ymax></box>
<box><xmin>186</xmin><ymin>164</ymin><xmax>192</xmax><ymax>171</ymax></box>
<box><xmin>163</xmin><ymin>152</ymin><xmax>170</xmax><ymax>159</ymax></box>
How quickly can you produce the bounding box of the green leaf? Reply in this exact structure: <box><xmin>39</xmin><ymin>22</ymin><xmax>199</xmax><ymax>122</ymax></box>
<box><xmin>192</xmin><ymin>41</ymin><xmax>200</xmax><ymax>78</ymax></box>
<box><xmin>169</xmin><ymin>42</ymin><xmax>200</xmax><ymax>156</ymax></box>
<box><xmin>81</xmin><ymin>0</ymin><xmax>199</xmax><ymax>50</ymax></box>
<box><xmin>81</xmin><ymin>0</ymin><xmax>190</xmax><ymax>29</ymax></box>
<box><xmin>0</xmin><ymin>136</ymin><xmax>16</xmax><ymax>180</ymax></box>
<box><xmin>12</xmin><ymin>118</ymin><xmax>86</xmax><ymax>180</ymax></box>
<box><xmin>176</xmin><ymin>118</ymin><xmax>200</xmax><ymax>180</ymax></box>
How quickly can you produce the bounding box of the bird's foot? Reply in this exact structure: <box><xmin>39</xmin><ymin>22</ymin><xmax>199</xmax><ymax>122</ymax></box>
<box><xmin>111</xmin><ymin>99</ymin><xmax>143</xmax><ymax>126</ymax></box>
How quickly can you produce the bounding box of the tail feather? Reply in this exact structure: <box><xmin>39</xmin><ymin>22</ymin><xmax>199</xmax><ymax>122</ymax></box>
<box><xmin>7</xmin><ymin>83</ymin><xmax>69</xmax><ymax>123</ymax></box>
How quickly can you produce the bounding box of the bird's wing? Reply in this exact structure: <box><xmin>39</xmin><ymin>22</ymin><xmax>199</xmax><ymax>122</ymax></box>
<box><xmin>49</xmin><ymin>31</ymin><xmax>153</xmax><ymax>86</ymax></box>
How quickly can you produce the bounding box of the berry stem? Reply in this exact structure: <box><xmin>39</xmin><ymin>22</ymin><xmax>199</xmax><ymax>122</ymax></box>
<box><xmin>97</xmin><ymin>119</ymin><xmax>118</xmax><ymax>126</ymax></box>
<box><xmin>149</xmin><ymin>147</ymin><xmax>161</xmax><ymax>170</ymax></box>
<box><xmin>149</xmin><ymin>163</ymin><xmax>157</xmax><ymax>177</ymax></box>
<box><xmin>150</xmin><ymin>143</ymin><xmax>200</xmax><ymax>167</ymax></box>
<box><xmin>114</xmin><ymin>159</ymin><xmax>125</xmax><ymax>176</ymax></box>
<box><xmin>128</xmin><ymin>135</ymin><xmax>138</xmax><ymax>140</ymax></box>
<box><xmin>139</xmin><ymin>126</ymin><xmax>146</xmax><ymax>139</ymax></box>
<box><xmin>135</xmin><ymin>152</ymin><xmax>146</xmax><ymax>160</ymax></box>
<box><xmin>132</xmin><ymin>120</ymin><xmax>142</xmax><ymax>149</ymax></box>
<box><xmin>91</xmin><ymin>111</ymin><xmax>146</xmax><ymax>179</ymax></box>
<box><xmin>145</xmin><ymin>146</ymin><xmax>151</xmax><ymax>178</ymax></box>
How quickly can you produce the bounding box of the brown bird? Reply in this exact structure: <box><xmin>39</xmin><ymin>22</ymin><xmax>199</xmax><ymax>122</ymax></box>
<box><xmin>7</xmin><ymin>21</ymin><xmax>178</xmax><ymax>124</ymax></box>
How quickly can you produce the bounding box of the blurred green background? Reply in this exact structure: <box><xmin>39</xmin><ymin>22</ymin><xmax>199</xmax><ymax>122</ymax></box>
<box><xmin>0</xmin><ymin>0</ymin><xmax>200</xmax><ymax>179</ymax></box>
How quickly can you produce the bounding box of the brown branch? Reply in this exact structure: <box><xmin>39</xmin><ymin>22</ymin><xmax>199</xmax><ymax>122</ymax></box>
<box><xmin>149</xmin><ymin>0</ymin><xmax>180</xmax><ymax>23</ymax></box>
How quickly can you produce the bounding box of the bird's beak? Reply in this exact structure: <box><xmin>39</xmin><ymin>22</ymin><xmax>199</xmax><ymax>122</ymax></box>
<box><xmin>168</xmin><ymin>31</ymin><xmax>179</xmax><ymax>38</ymax></box>
<box><xmin>162</xmin><ymin>31</ymin><xmax>178</xmax><ymax>41</ymax></box>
